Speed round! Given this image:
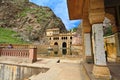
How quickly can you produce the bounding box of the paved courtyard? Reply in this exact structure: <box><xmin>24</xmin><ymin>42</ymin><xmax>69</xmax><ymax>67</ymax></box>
<box><xmin>0</xmin><ymin>57</ymin><xmax>120</xmax><ymax>80</ymax></box>
<box><xmin>0</xmin><ymin>57</ymin><xmax>90</xmax><ymax>80</ymax></box>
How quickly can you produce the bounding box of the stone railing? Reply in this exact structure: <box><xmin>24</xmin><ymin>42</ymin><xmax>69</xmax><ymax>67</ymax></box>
<box><xmin>0</xmin><ymin>47</ymin><xmax>37</xmax><ymax>63</ymax></box>
<box><xmin>0</xmin><ymin>44</ymin><xmax>30</xmax><ymax>49</ymax></box>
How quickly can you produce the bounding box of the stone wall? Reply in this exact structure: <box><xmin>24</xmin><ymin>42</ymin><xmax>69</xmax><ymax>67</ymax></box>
<box><xmin>104</xmin><ymin>34</ymin><xmax>117</xmax><ymax>62</ymax></box>
<box><xmin>0</xmin><ymin>63</ymin><xmax>49</xmax><ymax>80</ymax></box>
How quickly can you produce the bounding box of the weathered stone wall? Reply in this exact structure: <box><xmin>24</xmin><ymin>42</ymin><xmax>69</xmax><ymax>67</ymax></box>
<box><xmin>104</xmin><ymin>34</ymin><xmax>117</xmax><ymax>62</ymax></box>
<box><xmin>71</xmin><ymin>45</ymin><xmax>82</xmax><ymax>56</ymax></box>
<box><xmin>0</xmin><ymin>64</ymin><xmax>49</xmax><ymax>80</ymax></box>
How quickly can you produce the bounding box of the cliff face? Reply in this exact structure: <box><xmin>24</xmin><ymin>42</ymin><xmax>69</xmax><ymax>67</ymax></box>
<box><xmin>0</xmin><ymin>0</ymin><xmax>67</xmax><ymax>43</ymax></box>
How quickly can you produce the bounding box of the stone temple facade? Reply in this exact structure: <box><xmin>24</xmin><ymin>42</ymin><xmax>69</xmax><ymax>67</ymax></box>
<box><xmin>46</xmin><ymin>28</ymin><xmax>75</xmax><ymax>49</ymax></box>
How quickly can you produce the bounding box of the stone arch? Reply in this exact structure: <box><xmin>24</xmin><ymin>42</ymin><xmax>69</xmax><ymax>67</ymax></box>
<box><xmin>62</xmin><ymin>42</ymin><xmax>67</xmax><ymax>48</ymax></box>
<box><xmin>54</xmin><ymin>42</ymin><xmax>58</xmax><ymax>45</ymax></box>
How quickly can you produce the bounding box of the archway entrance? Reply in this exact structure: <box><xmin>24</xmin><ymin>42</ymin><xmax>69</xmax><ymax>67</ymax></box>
<box><xmin>62</xmin><ymin>42</ymin><xmax>67</xmax><ymax>55</ymax></box>
<box><xmin>54</xmin><ymin>42</ymin><xmax>58</xmax><ymax>45</ymax></box>
<box><xmin>62</xmin><ymin>42</ymin><xmax>67</xmax><ymax>48</ymax></box>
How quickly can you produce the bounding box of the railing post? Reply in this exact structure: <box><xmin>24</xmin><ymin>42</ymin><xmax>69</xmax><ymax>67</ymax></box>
<box><xmin>29</xmin><ymin>45</ymin><xmax>37</xmax><ymax>63</ymax></box>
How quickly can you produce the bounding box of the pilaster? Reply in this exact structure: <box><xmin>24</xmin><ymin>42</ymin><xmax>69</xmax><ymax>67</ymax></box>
<box><xmin>82</xmin><ymin>18</ymin><xmax>93</xmax><ymax>62</ymax></box>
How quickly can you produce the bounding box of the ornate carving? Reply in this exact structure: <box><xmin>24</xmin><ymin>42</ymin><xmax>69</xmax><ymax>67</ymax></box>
<box><xmin>89</xmin><ymin>0</ymin><xmax>105</xmax><ymax>24</ymax></box>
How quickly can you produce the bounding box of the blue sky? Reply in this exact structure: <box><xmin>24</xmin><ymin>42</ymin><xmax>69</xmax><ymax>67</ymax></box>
<box><xmin>29</xmin><ymin>0</ymin><xmax>81</xmax><ymax>30</ymax></box>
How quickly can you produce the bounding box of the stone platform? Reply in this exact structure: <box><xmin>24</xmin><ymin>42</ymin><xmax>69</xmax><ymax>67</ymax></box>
<box><xmin>83</xmin><ymin>62</ymin><xmax>120</xmax><ymax>80</ymax></box>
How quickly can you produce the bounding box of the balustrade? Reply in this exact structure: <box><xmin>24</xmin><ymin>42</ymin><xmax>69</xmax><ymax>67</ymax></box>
<box><xmin>0</xmin><ymin>48</ymin><xmax>37</xmax><ymax>63</ymax></box>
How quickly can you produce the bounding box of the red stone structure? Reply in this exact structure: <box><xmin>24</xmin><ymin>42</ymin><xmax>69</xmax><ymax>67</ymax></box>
<box><xmin>0</xmin><ymin>46</ymin><xmax>37</xmax><ymax>63</ymax></box>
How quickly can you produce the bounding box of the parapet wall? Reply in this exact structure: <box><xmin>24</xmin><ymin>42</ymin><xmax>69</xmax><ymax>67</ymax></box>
<box><xmin>0</xmin><ymin>63</ymin><xmax>49</xmax><ymax>80</ymax></box>
<box><xmin>0</xmin><ymin>48</ymin><xmax>37</xmax><ymax>63</ymax></box>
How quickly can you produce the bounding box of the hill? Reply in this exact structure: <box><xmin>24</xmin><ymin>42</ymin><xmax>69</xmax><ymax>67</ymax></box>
<box><xmin>0</xmin><ymin>27</ymin><xmax>28</xmax><ymax>44</ymax></box>
<box><xmin>0</xmin><ymin>0</ymin><xmax>67</xmax><ymax>43</ymax></box>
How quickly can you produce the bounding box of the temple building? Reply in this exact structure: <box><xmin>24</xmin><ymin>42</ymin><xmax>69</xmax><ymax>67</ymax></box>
<box><xmin>46</xmin><ymin>28</ymin><xmax>75</xmax><ymax>49</ymax></box>
<box><xmin>67</xmin><ymin>0</ymin><xmax>120</xmax><ymax>79</ymax></box>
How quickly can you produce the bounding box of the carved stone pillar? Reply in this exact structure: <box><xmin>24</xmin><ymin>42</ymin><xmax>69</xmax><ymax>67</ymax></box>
<box><xmin>89</xmin><ymin>0</ymin><xmax>111</xmax><ymax>79</ymax></box>
<box><xmin>92</xmin><ymin>24</ymin><xmax>111</xmax><ymax>79</ymax></box>
<box><xmin>92</xmin><ymin>24</ymin><xmax>106</xmax><ymax>65</ymax></box>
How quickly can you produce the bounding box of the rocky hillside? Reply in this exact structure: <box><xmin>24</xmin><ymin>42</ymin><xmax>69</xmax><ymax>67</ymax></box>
<box><xmin>0</xmin><ymin>0</ymin><xmax>67</xmax><ymax>43</ymax></box>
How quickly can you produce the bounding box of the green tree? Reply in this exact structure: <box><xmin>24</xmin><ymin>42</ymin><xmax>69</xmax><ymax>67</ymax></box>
<box><xmin>70</xmin><ymin>27</ymin><xmax>78</xmax><ymax>32</ymax></box>
<box><xmin>104</xmin><ymin>26</ymin><xmax>113</xmax><ymax>36</ymax></box>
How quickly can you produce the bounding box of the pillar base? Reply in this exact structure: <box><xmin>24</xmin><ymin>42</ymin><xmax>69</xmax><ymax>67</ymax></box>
<box><xmin>92</xmin><ymin>65</ymin><xmax>111</xmax><ymax>80</ymax></box>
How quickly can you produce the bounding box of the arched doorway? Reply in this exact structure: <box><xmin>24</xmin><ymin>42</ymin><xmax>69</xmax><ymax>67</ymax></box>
<box><xmin>62</xmin><ymin>42</ymin><xmax>67</xmax><ymax>48</ymax></box>
<box><xmin>62</xmin><ymin>42</ymin><xmax>67</xmax><ymax>55</ymax></box>
<box><xmin>54</xmin><ymin>42</ymin><xmax>58</xmax><ymax>45</ymax></box>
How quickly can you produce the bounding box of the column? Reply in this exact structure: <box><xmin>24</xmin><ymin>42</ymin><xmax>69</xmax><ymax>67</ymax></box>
<box><xmin>82</xmin><ymin>19</ymin><xmax>92</xmax><ymax>62</ymax></box>
<box><xmin>89</xmin><ymin>0</ymin><xmax>111</xmax><ymax>79</ymax></box>
<box><xmin>92</xmin><ymin>23</ymin><xmax>111</xmax><ymax>79</ymax></box>
<box><xmin>84</xmin><ymin>33</ymin><xmax>92</xmax><ymax>62</ymax></box>
<box><xmin>82</xmin><ymin>0</ymin><xmax>93</xmax><ymax>62</ymax></box>
<box><xmin>92</xmin><ymin>24</ymin><xmax>106</xmax><ymax>65</ymax></box>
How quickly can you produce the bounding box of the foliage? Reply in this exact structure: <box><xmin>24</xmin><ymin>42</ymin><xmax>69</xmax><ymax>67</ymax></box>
<box><xmin>17</xmin><ymin>7</ymin><xmax>37</xmax><ymax>17</ymax></box>
<box><xmin>69</xmin><ymin>27</ymin><xmax>78</xmax><ymax>32</ymax></box>
<box><xmin>0</xmin><ymin>27</ymin><xmax>29</xmax><ymax>44</ymax></box>
<box><xmin>103</xmin><ymin>26</ymin><xmax>113</xmax><ymax>36</ymax></box>
<box><xmin>0</xmin><ymin>1</ymin><xmax>67</xmax><ymax>42</ymax></box>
